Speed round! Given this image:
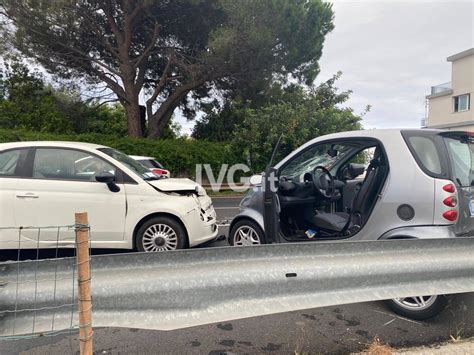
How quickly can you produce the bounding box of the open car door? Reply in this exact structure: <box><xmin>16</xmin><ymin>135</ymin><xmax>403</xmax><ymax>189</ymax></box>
<box><xmin>263</xmin><ymin>167</ymin><xmax>281</xmax><ymax>243</ymax></box>
<box><xmin>263</xmin><ymin>135</ymin><xmax>283</xmax><ymax>243</ymax></box>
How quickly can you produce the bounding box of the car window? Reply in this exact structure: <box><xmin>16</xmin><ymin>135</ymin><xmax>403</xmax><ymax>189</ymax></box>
<box><xmin>347</xmin><ymin>147</ymin><xmax>375</xmax><ymax>166</ymax></box>
<box><xmin>0</xmin><ymin>149</ymin><xmax>23</xmax><ymax>177</ymax></box>
<box><xmin>444</xmin><ymin>136</ymin><xmax>474</xmax><ymax>187</ymax></box>
<box><xmin>100</xmin><ymin>148</ymin><xmax>158</xmax><ymax>180</ymax></box>
<box><xmin>138</xmin><ymin>159</ymin><xmax>153</xmax><ymax>169</ymax></box>
<box><xmin>279</xmin><ymin>143</ymin><xmax>353</xmax><ymax>180</ymax></box>
<box><xmin>137</xmin><ymin>159</ymin><xmax>163</xmax><ymax>169</ymax></box>
<box><xmin>33</xmin><ymin>148</ymin><xmax>116</xmax><ymax>181</ymax></box>
<box><xmin>406</xmin><ymin>136</ymin><xmax>442</xmax><ymax>175</ymax></box>
<box><xmin>149</xmin><ymin>160</ymin><xmax>163</xmax><ymax>169</ymax></box>
<box><xmin>342</xmin><ymin>146</ymin><xmax>376</xmax><ymax>179</ymax></box>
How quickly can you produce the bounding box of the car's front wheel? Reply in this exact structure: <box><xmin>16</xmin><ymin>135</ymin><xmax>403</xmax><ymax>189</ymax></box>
<box><xmin>229</xmin><ymin>220</ymin><xmax>265</xmax><ymax>246</ymax></box>
<box><xmin>384</xmin><ymin>295</ymin><xmax>448</xmax><ymax>320</ymax></box>
<box><xmin>136</xmin><ymin>216</ymin><xmax>186</xmax><ymax>252</ymax></box>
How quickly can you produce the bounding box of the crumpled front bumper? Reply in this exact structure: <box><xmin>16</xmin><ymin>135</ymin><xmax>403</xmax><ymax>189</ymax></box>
<box><xmin>184</xmin><ymin>194</ymin><xmax>218</xmax><ymax>247</ymax></box>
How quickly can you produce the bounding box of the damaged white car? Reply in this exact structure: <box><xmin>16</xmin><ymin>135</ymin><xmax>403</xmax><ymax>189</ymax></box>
<box><xmin>0</xmin><ymin>141</ymin><xmax>218</xmax><ymax>251</ymax></box>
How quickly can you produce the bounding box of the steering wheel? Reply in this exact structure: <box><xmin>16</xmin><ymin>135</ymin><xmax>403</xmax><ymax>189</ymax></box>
<box><xmin>311</xmin><ymin>165</ymin><xmax>338</xmax><ymax>199</ymax></box>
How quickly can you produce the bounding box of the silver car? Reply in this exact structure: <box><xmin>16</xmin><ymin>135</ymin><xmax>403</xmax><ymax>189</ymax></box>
<box><xmin>229</xmin><ymin>129</ymin><xmax>474</xmax><ymax>319</ymax></box>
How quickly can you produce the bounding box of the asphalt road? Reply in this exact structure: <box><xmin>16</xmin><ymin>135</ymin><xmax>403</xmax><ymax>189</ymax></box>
<box><xmin>212</xmin><ymin>195</ymin><xmax>243</xmax><ymax>241</ymax></box>
<box><xmin>2</xmin><ymin>293</ymin><xmax>473</xmax><ymax>354</ymax></box>
<box><xmin>1</xmin><ymin>196</ymin><xmax>473</xmax><ymax>353</ymax></box>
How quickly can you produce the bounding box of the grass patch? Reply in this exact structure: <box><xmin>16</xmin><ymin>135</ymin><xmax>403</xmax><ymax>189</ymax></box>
<box><xmin>365</xmin><ymin>337</ymin><xmax>394</xmax><ymax>354</ymax></box>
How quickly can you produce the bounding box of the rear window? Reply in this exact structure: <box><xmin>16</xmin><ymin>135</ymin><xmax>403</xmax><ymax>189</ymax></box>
<box><xmin>0</xmin><ymin>148</ymin><xmax>29</xmax><ymax>177</ymax></box>
<box><xmin>0</xmin><ymin>149</ymin><xmax>22</xmax><ymax>176</ymax></box>
<box><xmin>139</xmin><ymin>159</ymin><xmax>163</xmax><ymax>169</ymax></box>
<box><xmin>406</xmin><ymin>136</ymin><xmax>443</xmax><ymax>175</ymax></box>
<box><xmin>444</xmin><ymin>136</ymin><xmax>474</xmax><ymax>187</ymax></box>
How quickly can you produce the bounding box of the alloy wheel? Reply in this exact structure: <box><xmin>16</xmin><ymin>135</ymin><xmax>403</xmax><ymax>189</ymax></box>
<box><xmin>392</xmin><ymin>296</ymin><xmax>438</xmax><ymax>311</ymax></box>
<box><xmin>142</xmin><ymin>223</ymin><xmax>178</xmax><ymax>251</ymax></box>
<box><xmin>233</xmin><ymin>225</ymin><xmax>261</xmax><ymax>246</ymax></box>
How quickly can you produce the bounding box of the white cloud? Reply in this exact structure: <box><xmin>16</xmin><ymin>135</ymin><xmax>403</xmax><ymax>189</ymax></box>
<box><xmin>174</xmin><ymin>1</ymin><xmax>473</xmax><ymax>134</ymax></box>
<box><xmin>317</xmin><ymin>0</ymin><xmax>474</xmax><ymax>129</ymax></box>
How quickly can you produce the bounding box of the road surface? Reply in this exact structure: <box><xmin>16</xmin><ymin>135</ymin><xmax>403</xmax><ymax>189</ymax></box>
<box><xmin>2</xmin><ymin>293</ymin><xmax>472</xmax><ymax>354</ymax></box>
<box><xmin>212</xmin><ymin>195</ymin><xmax>243</xmax><ymax>242</ymax></box>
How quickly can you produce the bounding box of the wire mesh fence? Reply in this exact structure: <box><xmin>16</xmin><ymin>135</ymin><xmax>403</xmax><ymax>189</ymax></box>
<box><xmin>0</xmin><ymin>217</ymin><xmax>92</xmax><ymax>345</ymax></box>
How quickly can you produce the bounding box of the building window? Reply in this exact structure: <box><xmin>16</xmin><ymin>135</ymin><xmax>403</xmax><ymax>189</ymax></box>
<box><xmin>453</xmin><ymin>94</ymin><xmax>470</xmax><ymax>112</ymax></box>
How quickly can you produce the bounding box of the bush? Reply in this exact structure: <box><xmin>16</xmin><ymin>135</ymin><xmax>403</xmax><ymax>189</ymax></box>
<box><xmin>0</xmin><ymin>129</ymin><xmax>240</xmax><ymax>177</ymax></box>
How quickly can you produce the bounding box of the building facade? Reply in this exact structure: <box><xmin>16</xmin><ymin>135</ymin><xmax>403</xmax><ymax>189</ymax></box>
<box><xmin>425</xmin><ymin>48</ymin><xmax>473</xmax><ymax>131</ymax></box>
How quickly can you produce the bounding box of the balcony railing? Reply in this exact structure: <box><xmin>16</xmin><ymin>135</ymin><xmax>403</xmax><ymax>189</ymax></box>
<box><xmin>431</xmin><ymin>82</ymin><xmax>452</xmax><ymax>95</ymax></box>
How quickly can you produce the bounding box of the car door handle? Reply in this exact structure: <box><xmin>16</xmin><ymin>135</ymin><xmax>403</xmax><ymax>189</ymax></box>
<box><xmin>16</xmin><ymin>193</ymin><xmax>39</xmax><ymax>199</ymax></box>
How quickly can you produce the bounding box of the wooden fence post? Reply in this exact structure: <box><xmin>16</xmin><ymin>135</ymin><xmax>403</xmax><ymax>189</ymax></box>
<box><xmin>75</xmin><ymin>212</ymin><xmax>93</xmax><ymax>355</ymax></box>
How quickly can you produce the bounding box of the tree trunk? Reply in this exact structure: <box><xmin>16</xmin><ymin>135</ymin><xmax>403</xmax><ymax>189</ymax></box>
<box><xmin>124</xmin><ymin>100</ymin><xmax>143</xmax><ymax>138</ymax></box>
<box><xmin>148</xmin><ymin>97</ymin><xmax>182</xmax><ymax>139</ymax></box>
<box><xmin>148</xmin><ymin>109</ymin><xmax>174</xmax><ymax>138</ymax></box>
<box><xmin>147</xmin><ymin>97</ymin><xmax>178</xmax><ymax>138</ymax></box>
<box><xmin>147</xmin><ymin>78</ymin><xmax>207</xmax><ymax>138</ymax></box>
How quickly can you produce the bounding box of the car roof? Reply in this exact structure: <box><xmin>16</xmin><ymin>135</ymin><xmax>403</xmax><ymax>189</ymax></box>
<box><xmin>0</xmin><ymin>141</ymin><xmax>107</xmax><ymax>150</ymax></box>
<box><xmin>304</xmin><ymin>128</ymin><xmax>447</xmax><ymax>142</ymax></box>
<box><xmin>129</xmin><ymin>155</ymin><xmax>156</xmax><ymax>160</ymax></box>
<box><xmin>273</xmin><ymin>128</ymin><xmax>450</xmax><ymax>169</ymax></box>
<box><xmin>303</xmin><ymin>128</ymin><xmax>454</xmax><ymax>146</ymax></box>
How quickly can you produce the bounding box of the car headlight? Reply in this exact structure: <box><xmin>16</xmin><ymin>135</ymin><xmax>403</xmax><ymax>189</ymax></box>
<box><xmin>195</xmin><ymin>185</ymin><xmax>207</xmax><ymax>196</ymax></box>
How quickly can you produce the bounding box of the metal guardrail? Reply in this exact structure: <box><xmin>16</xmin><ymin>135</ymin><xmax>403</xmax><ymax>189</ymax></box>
<box><xmin>1</xmin><ymin>238</ymin><xmax>474</xmax><ymax>337</ymax></box>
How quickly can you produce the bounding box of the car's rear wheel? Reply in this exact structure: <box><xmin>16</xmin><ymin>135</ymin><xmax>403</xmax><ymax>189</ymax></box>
<box><xmin>384</xmin><ymin>295</ymin><xmax>448</xmax><ymax>320</ymax></box>
<box><xmin>136</xmin><ymin>216</ymin><xmax>186</xmax><ymax>252</ymax></box>
<box><xmin>229</xmin><ymin>220</ymin><xmax>265</xmax><ymax>246</ymax></box>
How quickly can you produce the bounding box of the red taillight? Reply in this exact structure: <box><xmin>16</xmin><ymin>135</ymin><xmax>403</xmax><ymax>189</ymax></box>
<box><xmin>443</xmin><ymin>183</ymin><xmax>456</xmax><ymax>193</ymax></box>
<box><xmin>442</xmin><ymin>210</ymin><xmax>458</xmax><ymax>221</ymax></box>
<box><xmin>153</xmin><ymin>168</ymin><xmax>167</xmax><ymax>175</ymax></box>
<box><xmin>443</xmin><ymin>196</ymin><xmax>458</xmax><ymax>207</ymax></box>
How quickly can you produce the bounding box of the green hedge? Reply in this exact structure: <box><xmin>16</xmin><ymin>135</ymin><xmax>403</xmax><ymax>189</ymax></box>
<box><xmin>0</xmin><ymin>129</ymin><xmax>240</xmax><ymax>177</ymax></box>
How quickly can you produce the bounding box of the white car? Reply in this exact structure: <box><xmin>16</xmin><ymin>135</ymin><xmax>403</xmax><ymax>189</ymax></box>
<box><xmin>0</xmin><ymin>141</ymin><xmax>218</xmax><ymax>251</ymax></box>
<box><xmin>130</xmin><ymin>155</ymin><xmax>171</xmax><ymax>178</ymax></box>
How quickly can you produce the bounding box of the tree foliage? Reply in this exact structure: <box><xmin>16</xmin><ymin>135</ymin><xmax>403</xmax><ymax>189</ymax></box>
<box><xmin>0</xmin><ymin>128</ymin><xmax>237</xmax><ymax>177</ymax></box>
<box><xmin>0</xmin><ymin>60</ymin><xmax>125</xmax><ymax>135</ymax></box>
<box><xmin>192</xmin><ymin>100</ymin><xmax>247</xmax><ymax>142</ymax></box>
<box><xmin>0</xmin><ymin>60</ymin><xmax>185</xmax><ymax>138</ymax></box>
<box><xmin>225</xmin><ymin>74</ymin><xmax>366</xmax><ymax>172</ymax></box>
<box><xmin>1</xmin><ymin>0</ymin><xmax>334</xmax><ymax>138</ymax></box>
<box><xmin>0</xmin><ymin>61</ymin><xmax>73</xmax><ymax>133</ymax></box>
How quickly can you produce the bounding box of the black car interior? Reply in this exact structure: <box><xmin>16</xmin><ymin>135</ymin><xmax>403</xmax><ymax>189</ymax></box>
<box><xmin>277</xmin><ymin>141</ymin><xmax>389</xmax><ymax>241</ymax></box>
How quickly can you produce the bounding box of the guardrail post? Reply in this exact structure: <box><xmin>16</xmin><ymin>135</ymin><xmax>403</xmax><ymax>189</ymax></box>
<box><xmin>75</xmin><ymin>212</ymin><xmax>93</xmax><ymax>355</ymax></box>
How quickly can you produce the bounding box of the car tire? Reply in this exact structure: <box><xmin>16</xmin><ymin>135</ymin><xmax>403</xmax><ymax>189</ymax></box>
<box><xmin>229</xmin><ymin>219</ymin><xmax>265</xmax><ymax>246</ymax></box>
<box><xmin>384</xmin><ymin>295</ymin><xmax>448</xmax><ymax>320</ymax></box>
<box><xmin>135</xmin><ymin>216</ymin><xmax>187</xmax><ymax>252</ymax></box>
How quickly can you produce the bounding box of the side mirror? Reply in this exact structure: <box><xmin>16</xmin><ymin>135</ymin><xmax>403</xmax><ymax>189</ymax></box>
<box><xmin>249</xmin><ymin>174</ymin><xmax>263</xmax><ymax>186</ymax></box>
<box><xmin>95</xmin><ymin>172</ymin><xmax>120</xmax><ymax>192</ymax></box>
<box><xmin>327</xmin><ymin>147</ymin><xmax>338</xmax><ymax>158</ymax></box>
<box><xmin>95</xmin><ymin>172</ymin><xmax>115</xmax><ymax>183</ymax></box>
<box><xmin>348</xmin><ymin>163</ymin><xmax>366</xmax><ymax>179</ymax></box>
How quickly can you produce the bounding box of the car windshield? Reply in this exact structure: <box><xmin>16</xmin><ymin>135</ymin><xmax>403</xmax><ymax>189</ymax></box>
<box><xmin>99</xmin><ymin>148</ymin><xmax>159</xmax><ymax>181</ymax></box>
<box><xmin>444</xmin><ymin>135</ymin><xmax>474</xmax><ymax>187</ymax></box>
<box><xmin>279</xmin><ymin>143</ymin><xmax>353</xmax><ymax>180</ymax></box>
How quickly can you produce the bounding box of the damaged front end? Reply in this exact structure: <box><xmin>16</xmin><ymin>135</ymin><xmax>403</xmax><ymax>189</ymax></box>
<box><xmin>148</xmin><ymin>178</ymin><xmax>216</xmax><ymax>224</ymax></box>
